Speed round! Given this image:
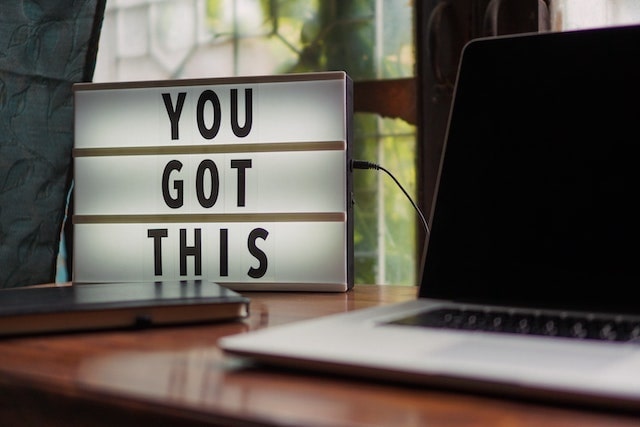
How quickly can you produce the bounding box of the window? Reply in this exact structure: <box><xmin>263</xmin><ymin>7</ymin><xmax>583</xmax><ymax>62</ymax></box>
<box><xmin>551</xmin><ymin>0</ymin><xmax>640</xmax><ymax>30</ymax></box>
<box><xmin>92</xmin><ymin>0</ymin><xmax>418</xmax><ymax>285</ymax></box>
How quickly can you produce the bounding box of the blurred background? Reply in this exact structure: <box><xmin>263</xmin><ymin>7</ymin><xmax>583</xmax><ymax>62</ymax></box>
<box><xmin>57</xmin><ymin>0</ymin><xmax>640</xmax><ymax>285</ymax></box>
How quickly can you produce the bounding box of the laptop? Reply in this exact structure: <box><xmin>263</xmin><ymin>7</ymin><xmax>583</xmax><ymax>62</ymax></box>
<box><xmin>220</xmin><ymin>25</ymin><xmax>640</xmax><ymax>410</ymax></box>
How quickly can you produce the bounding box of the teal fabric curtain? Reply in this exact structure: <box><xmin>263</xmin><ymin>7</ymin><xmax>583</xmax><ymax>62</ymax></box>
<box><xmin>0</xmin><ymin>1</ymin><xmax>105</xmax><ymax>288</ymax></box>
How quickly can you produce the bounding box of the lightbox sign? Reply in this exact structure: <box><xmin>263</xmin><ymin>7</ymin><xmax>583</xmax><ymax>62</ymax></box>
<box><xmin>73</xmin><ymin>72</ymin><xmax>353</xmax><ymax>291</ymax></box>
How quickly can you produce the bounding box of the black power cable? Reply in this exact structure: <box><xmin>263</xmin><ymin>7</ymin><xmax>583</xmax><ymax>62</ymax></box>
<box><xmin>351</xmin><ymin>160</ymin><xmax>430</xmax><ymax>235</ymax></box>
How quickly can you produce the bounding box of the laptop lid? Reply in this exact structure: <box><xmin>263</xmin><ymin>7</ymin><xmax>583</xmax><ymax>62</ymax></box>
<box><xmin>420</xmin><ymin>25</ymin><xmax>640</xmax><ymax>314</ymax></box>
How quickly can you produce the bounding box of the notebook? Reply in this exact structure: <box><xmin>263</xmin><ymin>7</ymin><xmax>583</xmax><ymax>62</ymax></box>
<box><xmin>0</xmin><ymin>281</ymin><xmax>249</xmax><ymax>336</ymax></box>
<box><xmin>220</xmin><ymin>25</ymin><xmax>640</xmax><ymax>410</ymax></box>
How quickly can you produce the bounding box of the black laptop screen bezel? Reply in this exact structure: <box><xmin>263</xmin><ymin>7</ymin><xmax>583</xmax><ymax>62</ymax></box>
<box><xmin>419</xmin><ymin>25</ymin><xmax>640</xmax><ymax>315</ymax></box>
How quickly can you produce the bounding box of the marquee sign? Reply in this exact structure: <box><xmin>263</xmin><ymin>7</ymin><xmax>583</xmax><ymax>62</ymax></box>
<box><xmin>72</xmin><ymin>72</ymin><xmax>353</xmax><ymax>291</ymax></box>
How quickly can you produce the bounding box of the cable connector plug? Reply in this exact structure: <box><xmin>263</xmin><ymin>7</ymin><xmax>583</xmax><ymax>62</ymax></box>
<box><xmin>351</xmin><ymin>160</ymin><xmax>379</xmax><ymax>171</ymax></box>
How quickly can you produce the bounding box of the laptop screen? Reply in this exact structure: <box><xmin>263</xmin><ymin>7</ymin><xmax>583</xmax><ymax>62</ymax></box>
<box><xmin>421</xmin><ymin>26</ymin><xmax>640</xmax><ymax>314</ymax></box>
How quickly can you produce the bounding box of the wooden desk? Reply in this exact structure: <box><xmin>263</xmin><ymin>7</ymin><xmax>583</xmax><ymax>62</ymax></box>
<box><xmin>0</xmin><ymin>285</ymin><xmax>639</xmax><ymax>426</ymax></box>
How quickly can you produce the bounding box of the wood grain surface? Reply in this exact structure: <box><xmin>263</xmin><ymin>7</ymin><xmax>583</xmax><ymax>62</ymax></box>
<box><xmin>1</xmin><ymin>285</ymin><xmax>639</xmax><ymax>426</ymax></box>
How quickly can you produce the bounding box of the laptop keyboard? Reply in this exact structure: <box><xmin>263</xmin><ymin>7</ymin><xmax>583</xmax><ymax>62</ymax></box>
<box><xmin>388</xmin><ymin>307</ymin><xmax>640</xmax><ymax>343</ymax></box>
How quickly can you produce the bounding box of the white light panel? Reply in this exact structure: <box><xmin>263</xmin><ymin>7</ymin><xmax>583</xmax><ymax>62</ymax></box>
<box><xmin>73</xmin><ymin>72</ymin><xmax>353</xmax><ymax>291</ymax></box>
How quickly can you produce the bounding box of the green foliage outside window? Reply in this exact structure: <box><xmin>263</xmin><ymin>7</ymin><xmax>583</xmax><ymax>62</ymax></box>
<box><xmin>205</xmin><ymin>0</ymin><xmax>417</xmax><ymax>284</ymax></box>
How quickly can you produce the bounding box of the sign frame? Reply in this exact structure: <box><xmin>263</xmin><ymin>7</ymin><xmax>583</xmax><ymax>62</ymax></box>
<box><xmin>72</xmin><ymin>72</ymin><xmax>353</xmax><ymax>292</ymax></box>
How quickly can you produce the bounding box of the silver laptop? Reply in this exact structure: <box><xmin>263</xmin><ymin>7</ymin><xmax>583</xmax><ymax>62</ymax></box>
<box><xmin>220</xmin><ymin>25</ymin><xmax>640</xmax><ymax>410</ymax></box>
